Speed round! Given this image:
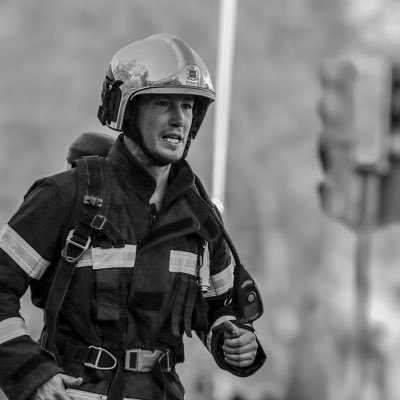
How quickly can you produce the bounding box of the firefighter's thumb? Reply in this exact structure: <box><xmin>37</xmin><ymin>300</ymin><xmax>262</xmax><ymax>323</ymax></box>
<box><xmin>223</xmin><ymin>320</ymin><xmax>240</xmax><ymax>338</ymax></box>
<box><xmin>60</xmin><ymin>373</ymin><xmax>83</xmax><ymax>388</ymax></box>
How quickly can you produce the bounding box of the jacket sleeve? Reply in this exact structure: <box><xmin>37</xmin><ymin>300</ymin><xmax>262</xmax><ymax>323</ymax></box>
<box><xmin>0</xmin><ymin>178</ymin><xmax>71</xmax><ymax>400</ymax></box>
<box><xmin>200</xmin><ymin>230</ymin><xmax>266</xmax><ymax>377</ymax></box>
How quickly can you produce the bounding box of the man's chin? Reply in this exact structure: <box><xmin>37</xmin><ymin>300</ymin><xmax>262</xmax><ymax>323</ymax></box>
<box><xmin>156</xmin><ymin>149</ymin><xmax>184</xmax><ymax>164</ymax></box>
<box><xmin>150</xmin><ymin>152</ymin><xmax>183</xmax><ymax>167</ymax></box>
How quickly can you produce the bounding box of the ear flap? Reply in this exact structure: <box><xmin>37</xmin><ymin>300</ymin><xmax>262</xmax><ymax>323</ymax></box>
<box><xmin>189</xmin><ymin>97</ymin><xmax>212</xmax><ymax>139</ymax></box>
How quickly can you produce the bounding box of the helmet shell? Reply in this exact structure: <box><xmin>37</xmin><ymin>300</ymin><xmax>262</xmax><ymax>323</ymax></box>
<box><xmin>98</xmin><ymin>33</ymin><xmax>215</xmax><ymax>137</ymax></box>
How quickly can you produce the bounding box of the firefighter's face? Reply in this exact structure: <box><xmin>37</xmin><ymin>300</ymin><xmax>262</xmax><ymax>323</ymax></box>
<box><xmin>135</xmin><ymin>94</ymin><xmax>194</xmax><ymax>164</ymax></box>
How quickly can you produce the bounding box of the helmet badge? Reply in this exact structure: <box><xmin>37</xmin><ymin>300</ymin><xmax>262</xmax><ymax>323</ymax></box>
<box><xmin>185</xmin><ymin>65</ymin><xmax>200</xmax><ymax>86</ymax></box>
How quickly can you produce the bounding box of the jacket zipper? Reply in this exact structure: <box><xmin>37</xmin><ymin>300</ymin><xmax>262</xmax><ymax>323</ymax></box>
<box><xmin>149</xmin><ymin>203</ymin><xmax>158</xmax><ymax>230</ymax></box>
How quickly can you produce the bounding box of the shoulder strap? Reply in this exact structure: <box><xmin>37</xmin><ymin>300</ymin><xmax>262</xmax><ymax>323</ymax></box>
<box><xmin>44</xmin><ymin>156</ymin><xmax>117</xmax><ymax>364</ymax></box>
<box><xmin>192</xmin><ymin>174</ymin><xmax>264</xmax><ymax>324</ymax></box>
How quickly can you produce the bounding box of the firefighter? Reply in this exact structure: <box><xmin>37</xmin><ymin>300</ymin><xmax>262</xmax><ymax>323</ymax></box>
<box><xmin>0</xmin><ymin>34</ymin><xmax>266</xmax><ymax>400</ymax></box>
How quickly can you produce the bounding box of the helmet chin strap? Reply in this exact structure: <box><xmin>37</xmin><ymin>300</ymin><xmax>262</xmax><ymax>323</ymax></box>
<box><xmin>126</xmin><ymin>127</ymin><xmax>170</xmax><ymax>167</ymax></box>
<box><xmin>182</xmin><ymin>134</ymin><xmax>193</xmax><ymax>160</ymax></box>
<box><xmin>124</xmin><ymin>122</ymin><xmax>192</xmax><ymax>167</ymax></box>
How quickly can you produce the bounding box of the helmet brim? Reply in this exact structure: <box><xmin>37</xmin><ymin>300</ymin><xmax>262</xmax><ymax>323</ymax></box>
<box><xmin>130</xmin><ymin>86</ymin><xmax>215</xmax><ymax>101</ymax></box>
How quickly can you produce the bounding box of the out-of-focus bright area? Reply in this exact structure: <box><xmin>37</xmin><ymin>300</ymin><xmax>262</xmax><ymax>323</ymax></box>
<box><xmin>1</xmin><ymin>0</ymin><xmax>400</xmax><ymax>399</ymax></box>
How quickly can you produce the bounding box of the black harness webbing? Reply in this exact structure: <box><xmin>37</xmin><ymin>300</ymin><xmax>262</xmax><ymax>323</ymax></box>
<box><xmin>44</xmin><ymin>156</ymin><xmax>116</xmax><ymax>365</ymax></box>
<box><xmin>44</xmin><ymin>156</ymin><xmax>128</xmax><ymax>400</ymax></box>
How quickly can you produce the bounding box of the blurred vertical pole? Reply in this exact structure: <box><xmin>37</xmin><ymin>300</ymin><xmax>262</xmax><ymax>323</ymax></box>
<box><xmin>350</xmin><ymin>167</ymin><xmax>380</xmax><ymax>400</ymax></box>
<box><xmin>211</xmin><ymin>0</ymin><xmax>238</xmax><ymax>214</ymax></box>
<box><xmin>348</xmin><ymin>56</ymin><xmax>390</xmax><ymax>400</ymax></box>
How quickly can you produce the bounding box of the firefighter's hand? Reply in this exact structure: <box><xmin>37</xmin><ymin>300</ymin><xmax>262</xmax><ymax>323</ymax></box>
<box><xmin>222</xmin><ymin>320</ymin><xmax>258</xmax><ymax>368</ymax></box>
<box><xmin>31</xmin><ymin>373</ymin><xmax>83</xmax><ymax>400</ymax></box>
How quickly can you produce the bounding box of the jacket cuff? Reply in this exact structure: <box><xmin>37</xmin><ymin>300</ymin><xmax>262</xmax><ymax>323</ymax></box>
<box><xmin>210</xmin><ymin>321</ymin><xmax>267</xmax><ymax>377</ymax></box>
<box><xmin>8</xmin><ymin>350</ymin><xmax>63</xmax><ymax>400</ymax></box>
<box><xmin>206</xmin><ymin>315</ymin><xmax>236</xmax><ymax>352</ymax></box>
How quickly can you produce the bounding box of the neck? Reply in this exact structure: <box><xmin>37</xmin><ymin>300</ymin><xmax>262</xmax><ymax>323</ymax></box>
<box><xmin>123</xmin><ymin>136</ymin><xmax>170</xmax><ymax>209</ymax></box>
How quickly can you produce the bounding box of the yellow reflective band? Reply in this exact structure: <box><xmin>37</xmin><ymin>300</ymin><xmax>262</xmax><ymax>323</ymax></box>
<box><xmin>76</xmin><ymin>245</ymin><xmax>137</xmax><ymax>269</ymax></box>
<box><xmin>0</xmin><ymin>224</ymin><xmax>50</xmax><ymax>280</ymax></box>
<box><xmin>0</xmin><ymin>317</ymin><xmax>29</xmax><ymax>344</ymax></box>
<box><xmin>203</xmin><ymin>261</ymin><xmax>234</xmax><ymax>298</ymax></box>
<box><xmin>169</xmin><ymin>250</ymin><xmax>198</xmax><ymax>275</ymax></box>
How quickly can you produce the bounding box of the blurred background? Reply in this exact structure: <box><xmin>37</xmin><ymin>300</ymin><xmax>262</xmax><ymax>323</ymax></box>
<box><xmin>1</xmin><ymin>0</ymin><xmax>400</xmax><ymax>399</ymax></box>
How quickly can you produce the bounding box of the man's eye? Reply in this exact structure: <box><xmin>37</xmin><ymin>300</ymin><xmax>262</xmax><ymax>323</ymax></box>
<box><xmin>183</xmin><ymin>103</ymin><xmax>193</xmax><ymax>110</ymax></box>
<box><xmin>156</xmin><ymin>100</ymin><xmax>169</xmax><ymax>107</ymax></box>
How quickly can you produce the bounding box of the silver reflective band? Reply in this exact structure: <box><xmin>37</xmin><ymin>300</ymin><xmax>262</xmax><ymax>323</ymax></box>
<box><xmin>203</xmin><ymin>261</ymin><xmax>234</xmax><ymax>298</ymax></box>
<box><xmin>0</xmin><ymin>317</ymin><xmax>29</xmax><ymax>344</ymax></box>
<box><xmin>0</xmin><ymin>224</ymin><xmax>50</xmax><ymax>279</ymax></box>
<box><xmin>76</xmin><ymin>245</ymin><xmax>137</xmax><ymax>269</ymax></box>
<box><xmin>169</xmin><ymin>250</ymin><xmax>197</xmax><ymax>275</ymax></box>
<box><xmin>169</xmin><ymin>250</ymin><xmax>234</xmax><ymax>297</ymax></box>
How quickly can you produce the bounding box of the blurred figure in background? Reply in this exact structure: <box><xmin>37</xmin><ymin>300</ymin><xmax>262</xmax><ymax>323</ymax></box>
<box><xmin>0</xmin><ymin>33</ymin><xmax>265</xmax><ymax>400</ymax></box>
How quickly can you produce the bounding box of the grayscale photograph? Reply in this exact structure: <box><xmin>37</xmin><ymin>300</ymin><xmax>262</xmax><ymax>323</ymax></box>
<box><xmin>0</xmin><ymin>1</ymin><xmax>400</xmax><ymax>400</ymax></box>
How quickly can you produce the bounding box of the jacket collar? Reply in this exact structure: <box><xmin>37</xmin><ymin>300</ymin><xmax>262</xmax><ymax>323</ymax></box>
<box><xmin>107</xmin><ymin>134</ymin><xmax>195</xmax><ymax>206</ymax></box>
<box><xmin>107</xmin><ymin>134</ymin><xmax>221</xmax><ymax>246</ymax></box>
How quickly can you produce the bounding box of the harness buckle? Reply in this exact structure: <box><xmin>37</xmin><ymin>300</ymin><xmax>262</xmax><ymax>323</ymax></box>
<box><xmin>61</xmin><ymin>230</ymin><xmax>91</xmax><ymax>263</ymax></box>
<box><xmin>124</xmin><ymin>349</ymin><xmax>171</xmax><ymax>372</ymax></box>
<box><xmin>90</xmin><ymin>215</ymin><xmax>107</xmax><ymax>230</ymax></box>
<box><xmin>84</xmin><ymin>195</ymin><xmax>103</xmax><ymax>207</ymax></box>
<box><xmin>125</xmin><ymin>349</ymin><xmax>141</xmax><ymax>372</ymax></box>
<box><xmin>158</xmin><ymin>349</ymin><xmax>172</xmax><ymax>372</ymax></box>
<box><xmin>84</xmin><ymin>346</ymin><xmax>117</xmax><ymax>370</ymax></box>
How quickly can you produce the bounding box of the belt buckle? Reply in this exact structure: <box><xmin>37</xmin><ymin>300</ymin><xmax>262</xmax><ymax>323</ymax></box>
<box><xmin>158</xmin><ymin>349</ymin><xmax>171</xmax><ymax>372</ymax></box>
<box><xmin>84</xmin><ymin>346</ymin><xmax>117</xmax><ymax>370</ymax></box>
<box><xmin>125</xmin><ymin>349</ymin><xmax>141</xmax><ymax>372</ymax></box>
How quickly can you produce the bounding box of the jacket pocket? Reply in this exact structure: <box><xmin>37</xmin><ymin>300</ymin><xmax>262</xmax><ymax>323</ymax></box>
<box><xmin>74</xmin><ymin>246</ymin><xmax>136</xmax><ymax>323</ymax></box>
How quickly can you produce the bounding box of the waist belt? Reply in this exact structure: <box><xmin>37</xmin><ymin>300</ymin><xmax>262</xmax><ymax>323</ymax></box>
<box><xmin>55</xmin><ymin>341</ymin><xmax>172</xmax><ymax>373</ymax></box>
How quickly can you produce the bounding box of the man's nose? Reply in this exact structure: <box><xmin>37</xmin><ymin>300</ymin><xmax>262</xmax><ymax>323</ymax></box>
<box><xmin>169</xmin><ymin>104</ymin><xmax>185</xmax><ymax>126</ymax></box>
